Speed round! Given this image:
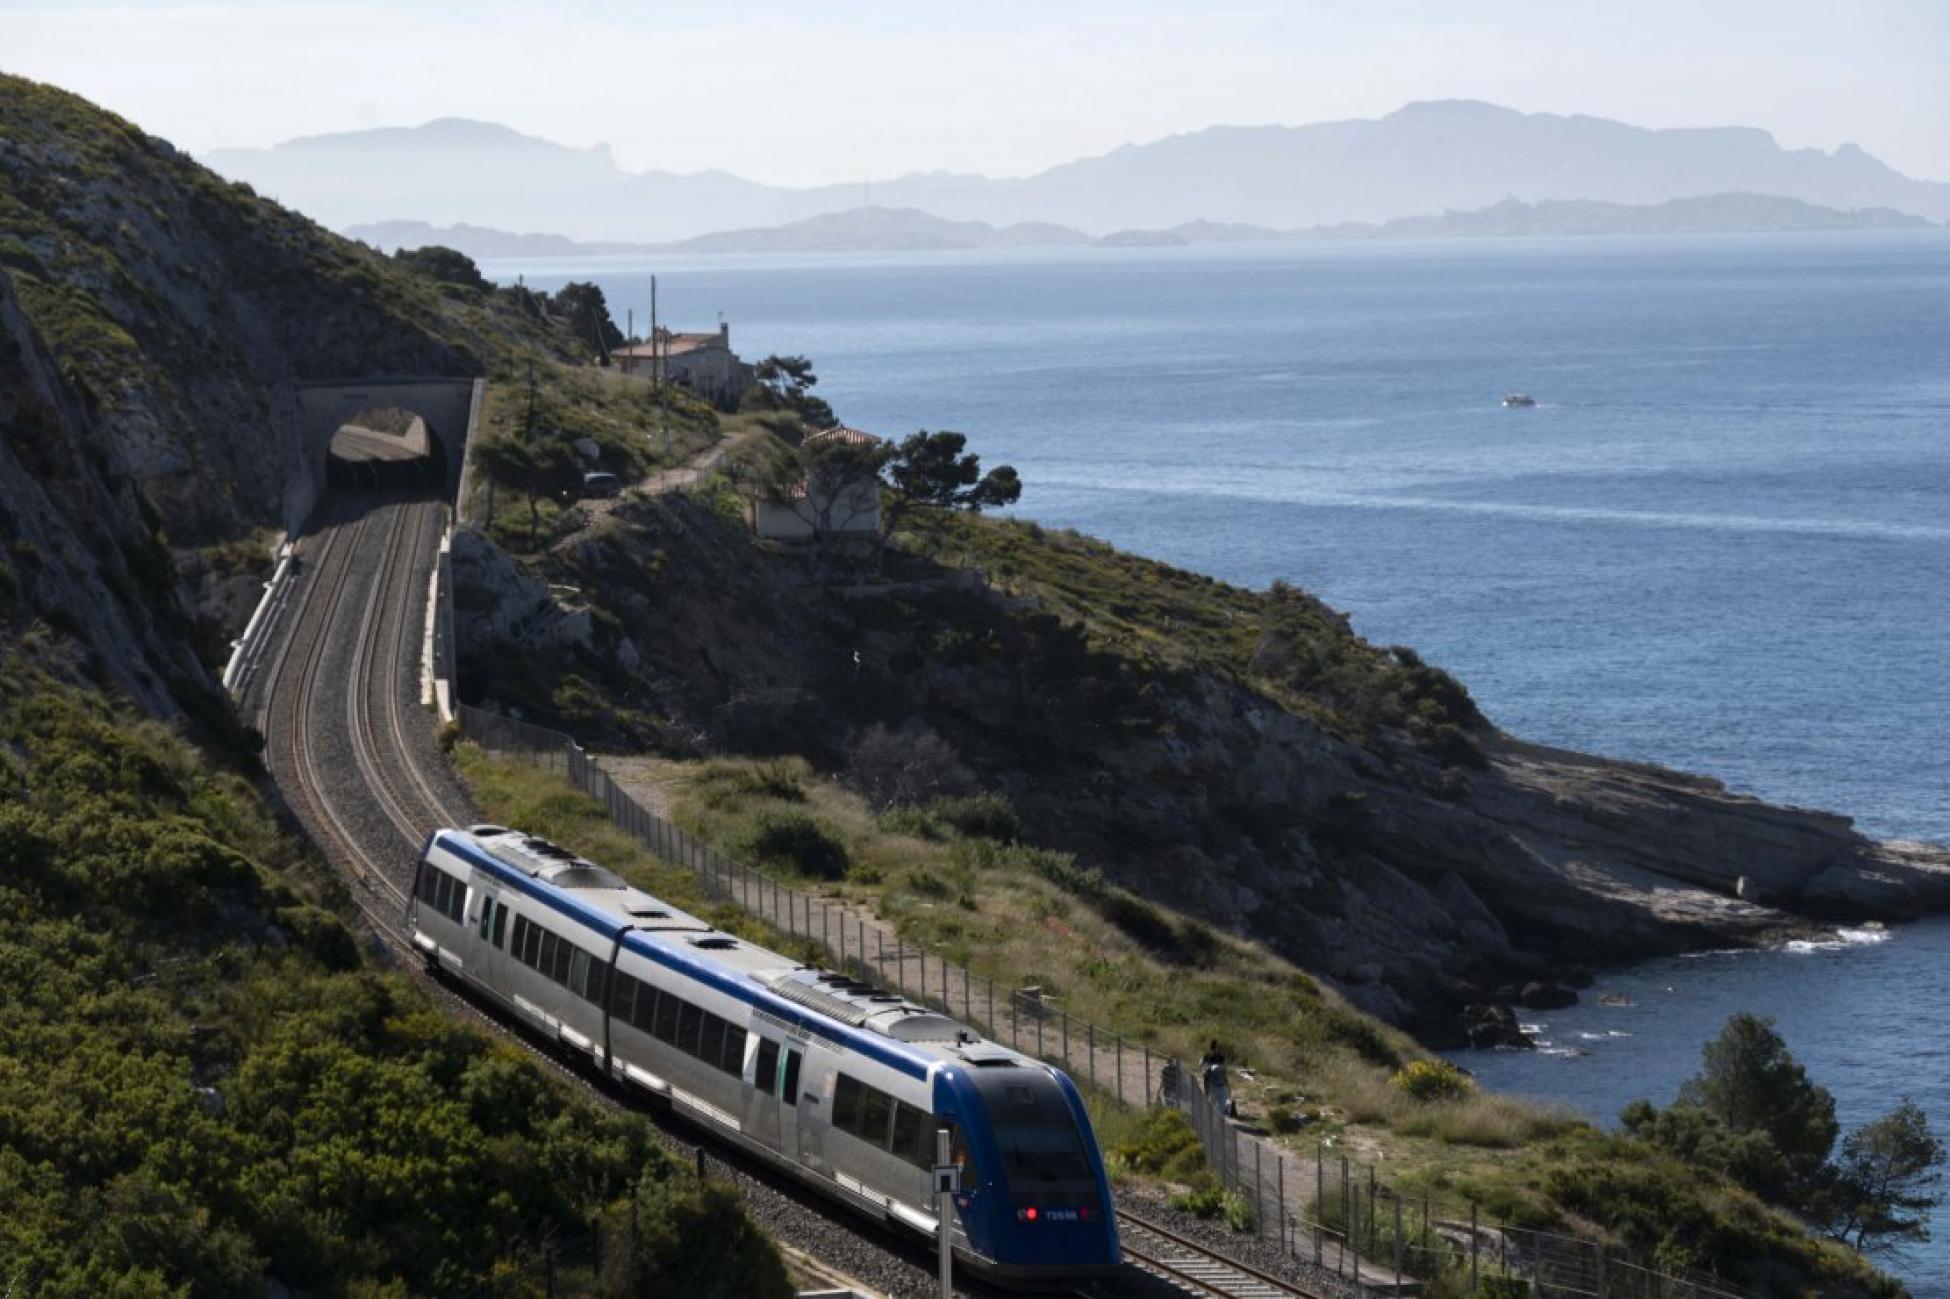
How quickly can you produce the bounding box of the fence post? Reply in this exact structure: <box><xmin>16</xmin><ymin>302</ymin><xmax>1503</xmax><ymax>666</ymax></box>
<box><xmin>1333</xmin><ymin>1154</ymin><xmax>1349</xmax><ymax>1271</ymax></box>
<box><xmin>1470</xmin><ymin>1202</ymin><xmax>1479</xmax><ymax>1293</ymax></box>
<box><xmin>1254</xmin><ymin>1139</ymin><xmax>1264</xmax><ymax>1239</ymax></box>
<box><xmin>1350</xmin><ymin>1165</ymin><xmax>1360</xmax><ymax>1282</ymax></box>
<box><xmin>1277</xmin><ymin>1151</ymin><xmax>1286</xmax><ymax>1254</ymax></box>
<box><xmin>1368</xmin><ymin>1165</ymin><xmax>1378</xmax><ymax>1258</ymax></box>
<box><xmin>1316</xmin><ymin>1144</ymin><xmax>1324</xmax><ymax>1267</ymax></box>
<box><xmin>1394</xmin><ymin>1193</ymin><xmax>1403</xmax><ymax>1294</ymax></box>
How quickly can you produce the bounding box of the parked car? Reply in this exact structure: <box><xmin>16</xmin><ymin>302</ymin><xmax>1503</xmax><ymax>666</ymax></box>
<box><xmin>580</xmin><ymin>471</ymin><xmax>621</xmax><ymax>499</ymax></box>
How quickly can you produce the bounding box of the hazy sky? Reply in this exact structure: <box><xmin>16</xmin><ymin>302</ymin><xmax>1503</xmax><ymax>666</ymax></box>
<box><xmin>6</xmin><ymin>0</ymin><xmax>1948</xmax><ymax>185</ymax></box>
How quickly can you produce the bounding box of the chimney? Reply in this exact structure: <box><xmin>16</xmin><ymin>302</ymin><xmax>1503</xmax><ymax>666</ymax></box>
<box><xmin>720</xmin><ymin>321</ymin><xmax>730</xmax><ymax>345</ymax></box>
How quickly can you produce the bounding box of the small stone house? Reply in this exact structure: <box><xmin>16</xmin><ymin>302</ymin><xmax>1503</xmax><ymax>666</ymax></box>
<box><xmin>612</xmin><ymin>323</ymin><xmax>754</xmax><ymax>408</ymax></box>
<box><xmin>747</xmin><ymin>425</ymin><xmax>884</xmax><ymax>543</ymax></box>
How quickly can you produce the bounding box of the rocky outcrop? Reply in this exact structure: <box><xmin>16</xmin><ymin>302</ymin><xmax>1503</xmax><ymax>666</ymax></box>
<box><xmin>500</xmin><ymin>494</ymin><xmax>1950</xmax><ymax>1046</ymax></box>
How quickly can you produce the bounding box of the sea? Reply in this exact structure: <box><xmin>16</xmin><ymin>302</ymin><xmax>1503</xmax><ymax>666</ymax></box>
<box><xmin>487</xmin><ymin>232</ymin><xmax>1950</xmax><ymax>1288</ymax></box>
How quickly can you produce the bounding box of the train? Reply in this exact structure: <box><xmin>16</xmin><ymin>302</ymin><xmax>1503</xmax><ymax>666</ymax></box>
<box><xmin>407</xmin><ymin>824</ymin><xmax>1122</xmax><ymax>1283</ymax></box>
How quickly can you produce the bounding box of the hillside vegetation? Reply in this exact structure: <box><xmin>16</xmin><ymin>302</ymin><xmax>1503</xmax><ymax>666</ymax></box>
<box><xmin>0</xmin><ymin>654</ymin><xmax>789</xmax><ymax>1296</ymax></box>
<box><xmin>0</xmin><ymin>78</ymin><xmax>788</xmax><ymax>1293</ymax></box>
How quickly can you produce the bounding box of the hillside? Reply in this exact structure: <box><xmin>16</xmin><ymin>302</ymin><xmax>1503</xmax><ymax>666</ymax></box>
<box><xmin>0</xmin><ymin>75</ymin><xmax>784</xmax><ymax>1294</ymax></box>
<box><xmin>454</xmin><ymin>457</ymin><xmax>1950</xmax><ymax>1048</ymax></box>
<box><xmin>205</xmin><ymin>101</ymin><xmax>1950</xmax><ymax>240</ymax></box>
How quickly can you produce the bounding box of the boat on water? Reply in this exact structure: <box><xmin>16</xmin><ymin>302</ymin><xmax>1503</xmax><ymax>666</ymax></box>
<box><xmin>1502</xmin><ymin>393</ymin><xmax>1537</xmax><ymax>408</ymax></box>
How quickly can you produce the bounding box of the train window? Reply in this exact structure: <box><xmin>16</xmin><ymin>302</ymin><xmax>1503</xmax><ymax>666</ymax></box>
<box><xmin>539</xmin><ymin>931</ymin><xmax>558</xmax><ymax>978</ymax></box>
<box><xmin>524</xmin><ymin>920</ymin><xmax>542</xmax><ymax>969</ymax></box>
<box><xmin>569</xmin><ymin>949</ymin><xmax>592</xmax><ymax>999</ymax></box>
<box><xmin>859</xmin><ymin>1086</ymin><xmax>893</xmax><ymax>1148</ymax></box>
<box><xmin>781</xmin><ymin>1048</ymin><xmax>802</xmax><ymax>1105</ymax></box>
<box><xmin>722</xmin><ymin>1026</ymin><xmax>747</xmax><ymax>1076</ymax></box>
<box><xmin>833</xmin><ymin>1073</ymin><xmax>862</xmax><ymax>1132</ymax></box>
<box><xmin>699</xmin><ymin>1014</ymin><xmax>725</xmax><ymax>1067</ymax></box>
<box><xmin>611</xmin><ymin>971</ymin><xmax>637</xmax><ymax>1023</ymax></box>
<box><xmin>891</xmin><ymin>1102</ymin><xmax>935</xmax><ymax>1169</ymax></box>
<box><xmin>754</xmin><ymin>1040</ymin><xmax>780</xmax><ymax>1096</ymax></box>
<box><xmin>653</xmin><ymin>991</ymin><xmax>680</xmax><ymax>1042</ymax></box>
<box><xmin>491</xmin><ymin>902</ymin><xmax>508</xmax><ymax>949</ymax></box>
<box><xmin>477</xmin><ymin>895</ymin><xmax>493</xmax><ymax>939</ymax></box>
<box><xmin>632</xmin><ymin>985</ymin><xmax>658</xmax><ymax>1035</ymax></box>
<box><xmin>551</xmin><ymin>939</ymin><xmax>573</xmax><ymax>986</ymax></box>
<box><xmin>677</xmin><ymin>1002</ymin><xmax>703</xmax><ymax>1055</ymax></box>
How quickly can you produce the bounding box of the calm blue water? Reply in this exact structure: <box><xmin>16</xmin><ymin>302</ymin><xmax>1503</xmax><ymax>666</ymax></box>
<box><xmin>491</xmin><ymin>234</ymin><xmax>1950</xmax><ymax>1288</ymax></box>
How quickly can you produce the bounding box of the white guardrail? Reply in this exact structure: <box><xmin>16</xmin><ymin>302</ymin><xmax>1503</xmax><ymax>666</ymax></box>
<box><xmin>421</xmin><ymin>526</ymin><xmax>456</xmax><ymax>723</ymax></box>
<box><xmin>221</xmin><ymin>539</ymin><xmax>298</xmax><ymax>700</ymax></box>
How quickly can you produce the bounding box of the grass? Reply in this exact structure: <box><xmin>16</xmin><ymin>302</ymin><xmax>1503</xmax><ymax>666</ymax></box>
<box><xmin>614</xmin><ymin>752</ymin><xmax>1590</xmax><ymax>1181</ymax></box>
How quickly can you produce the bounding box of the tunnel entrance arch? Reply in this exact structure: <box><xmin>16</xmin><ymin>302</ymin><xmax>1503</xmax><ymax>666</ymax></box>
<box><xmin>288</xmin><ymin>377</ymin><xmax>479</xmax><ymax>531</ymax></box>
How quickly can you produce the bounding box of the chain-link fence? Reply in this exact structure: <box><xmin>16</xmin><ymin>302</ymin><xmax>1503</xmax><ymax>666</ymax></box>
<box><xmin>457</xmin><ymin>703</ymin><xmax>1754</xmax><ymax>1299</ymax></box>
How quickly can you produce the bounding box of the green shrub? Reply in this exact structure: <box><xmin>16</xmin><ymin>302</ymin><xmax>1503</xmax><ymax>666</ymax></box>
<box><xmin>927</xmin><ymin>792</ymin><xmax>1020</xmax><ymax>842</ymax></box>
<box><xmin>728</xmin><ymin>810</ymin><xmax>848</xmax><ymax>880</ymax></box>
<box><xmin>1113</xmin><ymin>1108</ymin><xmax>1208</xmax><ymax>1183</ymax></box>
<box><xmin>1266</xmin><ymin>1105</ymin><xmax>1305</xmax><ymax>1135</ymax></box>
<box><xmin>1392</xmin><ymin>1060</ymin><xmax>1474</xmax><ymax>1103</ymax></box>
<box><xmin>1168</xmin><ymin>1172</ymin><xmax>1255</xmax><ymax>1232</ymax></box>
<box><xmin>878</xmin><ymin>804</ymin><xmax>947</xmax><ymax>840</ymax></box>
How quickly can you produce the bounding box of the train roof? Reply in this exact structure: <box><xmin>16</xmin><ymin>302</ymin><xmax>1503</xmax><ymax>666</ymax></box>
<box><xmin>446</xmin><ymin>826</ymin><xmax>1027</xmax><ymax>1072</ymax></box>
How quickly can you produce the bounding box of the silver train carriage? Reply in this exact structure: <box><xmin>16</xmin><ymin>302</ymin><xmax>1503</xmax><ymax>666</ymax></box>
<box><xmin>408</xmin><ymin>826</ymin><xmax>1121</xmax><ymax>1282</ymax></box>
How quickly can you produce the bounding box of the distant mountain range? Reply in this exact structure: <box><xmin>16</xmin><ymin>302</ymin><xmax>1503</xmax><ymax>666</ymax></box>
<box><xmin>348</xmin><ymin>193</ymin><xmax>1937</xmax><ymax>261</ymax></box>
<box><xmin>208</xmin><ymin>100</ymin><xmax>1950</xmax><ymax>243</ymax></box>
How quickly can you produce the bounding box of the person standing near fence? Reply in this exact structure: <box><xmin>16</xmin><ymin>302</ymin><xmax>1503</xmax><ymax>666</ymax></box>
<box><xmin>1200</xmin><ymin>1040</ymin><xmax>1236</xmax><ymax>1117</ymax></box>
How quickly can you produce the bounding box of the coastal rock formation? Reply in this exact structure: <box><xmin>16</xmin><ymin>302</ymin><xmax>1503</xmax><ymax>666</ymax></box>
<box><xmin>471</xmin><ymin>496</ymin><xmax>1950</xmax><ymax>1045</ymax></box>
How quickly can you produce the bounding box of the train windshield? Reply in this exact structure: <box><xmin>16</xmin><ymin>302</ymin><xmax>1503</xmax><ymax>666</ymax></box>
<box><xmin>995</xmin><ymin>1123</ymin><xmax>1093</xmax><ymax>1185</ymax></box>
<box><xmin>970</xmin><ymin>1069</ymin><xmax>1098</xmax><ymax>1191</ymax></box>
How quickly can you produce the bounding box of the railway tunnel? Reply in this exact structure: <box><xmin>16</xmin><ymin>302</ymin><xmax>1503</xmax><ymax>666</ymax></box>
<box><xmin>288</xmin><ymin>376</ymin><xmax>476</xmax><ymax>528</ymax></box>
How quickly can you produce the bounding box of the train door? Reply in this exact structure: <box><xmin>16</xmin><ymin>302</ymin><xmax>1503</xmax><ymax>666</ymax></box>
<box><xmin>471</xmin><ymin>886</ymin><xmax>509</xmax><ymax>991</ymax></box>
<box><xmin>747</xmin><ymin>1035</ymin><xmax>785</xmax><ymax>1150</ymax></box>
<box><xmin>779</xmin><ymin>1044</ymin><xmax>805</xmax><ymax>1158</ymax></box>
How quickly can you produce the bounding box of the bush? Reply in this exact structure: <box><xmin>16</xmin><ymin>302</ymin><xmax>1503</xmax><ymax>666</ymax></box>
<box><xmin>1169</xmin><ymin>1172</ymin><xmax>1255</xmax><ymax>1232</ymax></box>
<box><xmin>927</xmin><ymin>792</ymin><xmax>1020</xmax><ymax>842</ymax></box>
<box><xmin>1113</xmin><ymin>1108</ymin><xmax>1207</xmax><ymax>1183</ymax></box>
<box><xmin>1392</xmin><ymin>1060</ymin><xmax>1474</xmax><ymax>1103</ymax></box>
<box><xmin>1266</xmin><ymin>1105</ymin><xmax>1305</xmax><ymax>1135</ymax></box>
<box><xmin>845</xmin><ymin>722</ymin><xmax>973</xmax><ymax>810</ymax></box>
<box><xmin>728</xmin><ymin>810</ymin><xmax>849</xmax><ymax>880</ymax></box>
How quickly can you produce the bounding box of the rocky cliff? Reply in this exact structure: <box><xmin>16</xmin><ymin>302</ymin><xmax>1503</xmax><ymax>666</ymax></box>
<box><xmin>0</xmin><ymin>75</ymin><xmax>573</xmax><ymax>710</ymax></box>
<box><xmin>457</xmin><ymin>492</ymin><xmax>1950</xmax><ymax>1043</ymax></box>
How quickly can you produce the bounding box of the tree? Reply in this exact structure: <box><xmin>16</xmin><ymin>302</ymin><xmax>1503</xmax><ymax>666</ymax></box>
<box><xmin>390</xmin><ymin>244</ymin><xmax>490</xmax><ymax>292</ymax></box>
<box><xmin>1678</xmin><ymin>1013</ymin><xmax>1838</xmax><ymax>1196</ymax></box>
<box><xmin>1826</xmin><ymin>1098</ymin><xmax>1946</xmax><ymax>1254</ymax></box>
<box><xmin>754</xmin><ymin>435</ymin><xmax>889</xmax><ymax>569</ymax></box>
<box><xmin>1620</xmin><ymin>1098</ymin><xmax>1797</xmax><ymax>1204</ymax></box>
<box><xmin>742</xmin><ymin>354</ymin><xmax>835</xmax><ymax>427</ymax></box>
<box><xmin>473</xmin><ymin>434</ymin><xmax>583</xmax><ymax>544</ymax></box>
<box><xmin>550</xmin><ymin>282</ymin><xmax>624</xmax><ymax>361</ymax></box>
<box><xmin>879</xmin><ymin>430</ymin><xmax>1022</xmax><ymax>538</ymax></box>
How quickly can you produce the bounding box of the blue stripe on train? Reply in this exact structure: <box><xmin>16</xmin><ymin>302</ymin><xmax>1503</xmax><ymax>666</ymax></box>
<box><xmin>433</xmin><ymin>831</ymin><xmax>933</xmax><ymax>1079</ymax></box>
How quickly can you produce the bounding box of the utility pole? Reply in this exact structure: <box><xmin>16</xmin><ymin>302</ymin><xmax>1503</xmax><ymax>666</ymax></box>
<box><xmin>652</xmin><ymin>274</ymin><xmax>670</xmax><ymax>456</ymax></box>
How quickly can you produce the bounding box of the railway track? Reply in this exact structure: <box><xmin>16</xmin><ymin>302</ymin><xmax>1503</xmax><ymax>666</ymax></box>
<box><xmin>1107</xmin><ymin>1210</ymin><xmax>1331</xmax><ymax>1299</ymax></box>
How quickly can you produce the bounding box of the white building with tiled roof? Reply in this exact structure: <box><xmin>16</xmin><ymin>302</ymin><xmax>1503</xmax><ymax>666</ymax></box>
<box><xmin>748</xmin><ymin>426</ymin><xmax>885</xmax><ymax>544</ymax></box>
